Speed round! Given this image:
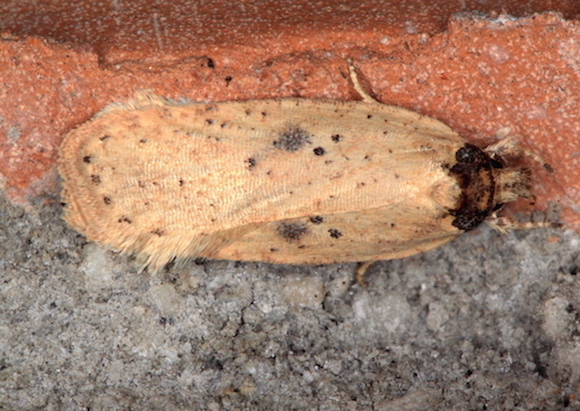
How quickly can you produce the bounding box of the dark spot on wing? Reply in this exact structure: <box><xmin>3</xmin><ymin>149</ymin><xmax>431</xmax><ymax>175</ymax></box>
<box><xmin>273</xmin><ymin>126</ymin><xmax>312</xmax><ymax>152</ymax></box>
<box><xmin>246</xmin><ymin>157</ymin><xmax>257</xmax><ymax>169</ymax></box>
<box><xmin>313</xmin><ymin>147</ymin><xmax>326</xmax><ymax>156</ymax></box>
<box><xmin>328</xmin><ymin>228</ymin><xmax>342</xmax><ymax>239</ymax></box>
<box><xmin>277</xmin><ymin>222</ymin><xmax>308</xmax><ymax>242</ymax></box>
<box><xmin>309</xmin><ymin>216</ymin><xmax>324</xmax><ymax>224</ymax></box>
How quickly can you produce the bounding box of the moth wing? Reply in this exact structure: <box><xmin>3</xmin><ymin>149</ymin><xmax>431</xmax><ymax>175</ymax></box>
<box><xmin>59</xmin><ymin>97</ymin><xmax>466</xmax><ymax>269</ymax></box>
<box><xmin>212</xmin><ymin>193</ymin><xmax>463</xmax><ymax>264</ymax></box>
<box><xmin>355</xmin><ymin>100</ymin><xmax>463</xmax><ymax>141</ymax></box>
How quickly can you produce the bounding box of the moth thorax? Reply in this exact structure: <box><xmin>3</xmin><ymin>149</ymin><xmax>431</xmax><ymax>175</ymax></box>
<box><xmin>493</xmin><ymin>167</ymin><xmax>532</xmax><ymax>205</ymax></box>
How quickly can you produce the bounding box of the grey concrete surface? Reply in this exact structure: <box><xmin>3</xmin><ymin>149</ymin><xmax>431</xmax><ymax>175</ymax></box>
<box><xmin>1</xmin><ymin>194</ymin><xmax>579</xmax><ymax>410</ymax></box>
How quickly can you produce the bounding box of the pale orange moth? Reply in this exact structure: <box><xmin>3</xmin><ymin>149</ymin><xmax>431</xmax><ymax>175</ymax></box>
<box><xmin>58</xmin><ymin>62</ymin><xmax>548</xmax><ymax>273</ymax></box>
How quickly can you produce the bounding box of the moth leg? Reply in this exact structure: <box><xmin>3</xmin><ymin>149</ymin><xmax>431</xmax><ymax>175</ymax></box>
<box><xmin>355</xmin><ymin>261</ymin><xmax>374</xmax><ymax>286</ymax></box>
<box><xmin>484</xmin><ymin>133</ymin><xmax>554</xmax><ymax>173</ymax></box>
<box><xmin>486</xmin><ymin>211</ymin><xmax>562</xmax><ymax>233</ymax></box>
<box><xmin>347</xmin><ymin>59</ymin><xmax>380</xmax><ymax>104</ymax></box>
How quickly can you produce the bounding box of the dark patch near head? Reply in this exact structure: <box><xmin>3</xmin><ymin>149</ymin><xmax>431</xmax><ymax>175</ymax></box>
<box><xmin>151</xmin><ymin>228</ymin><xmax>165</xmax><ymax>237</ymax></box>
<box><xmin>99</xmin><ymin>135</ymin><xmax>111</xmax><ymax>141</ymax></box>
<box><xmin>490</xmin><ymin>157</ymin><xmax>503</xmax><ymax>169</ymax></box>
<box><xmin>309</xmin><ymin>216</ymin><xmax>324</xmax><ymax>224</ymax></box>
<box><xmin>118</xmin><ymin>216</ymin><xmax>132</xmax><ymax>224</ymax></box>
<box><xmin>277</xmin><ymin>222</ymin><xmax>308</xmax><ymax>242</ymax></box>
<box><xmin>207</xmin><ymin>58</ymin><xmax>215</xmax><ymax>68</ymax></box>
<box><xmin>448</xmin><ymin>144</ymin><xmax>497</xmax><ymax>231</ymax></box>
<box><xmin>313</xmin><ymin>147</ymin><xmax>325</xmax><ymax>156</ymax></box>
<box><xmin>83</xmin><ymin>155</ymin><xmax>91</xmax><ymax>163</ymax></box>
<box><xmin>454</xmin><ymin>144</ymin><xmax>489</xmax><ymax>166</ymax></box>
<box><xmin>103</xmin><ymin>196</ymin><xmax>112</xmax><ymax>205</ymax></box>
<box><xmin>245</xmin><ymin>157</ymin><xmax>257</xmax><ymax>169</ymax></box>
<box><xmin>331</xmin><ymin>134</ymin><xmax>342</xmax><ymax>142</ymax></box>
<box><xmin>273</xmin><ymin>126</ymin><xmax>312</xmax><ymax>152</ymax></box>
<box><xmin>328</xmin><ymin>228</ymin><xmax>342</xmax><ymax>239</ymax></box>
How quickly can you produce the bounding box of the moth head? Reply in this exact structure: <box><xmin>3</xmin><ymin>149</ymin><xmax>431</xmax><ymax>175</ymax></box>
<box><xmin>448</xmin><ymin>143</ymin><xmax>535</xmax><ymax>231</ymax></box>
<box><xmin>492</xmin><ymin>167</ymin><xmax>532</xmax><ymax>205</ymax></box>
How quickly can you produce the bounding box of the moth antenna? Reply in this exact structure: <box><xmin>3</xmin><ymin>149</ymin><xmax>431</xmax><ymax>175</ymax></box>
<box><xmin>485</xmin><ymin>134</ymin><xmax>553</xmax><ymax>173</ymax></box>
<box><xmin>347</xmin><ymin>59</ymin><xmax>379</xmax><ymax>104</ymax></box>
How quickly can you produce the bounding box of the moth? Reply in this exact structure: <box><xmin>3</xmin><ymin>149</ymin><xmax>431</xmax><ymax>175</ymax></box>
<box><xmin>58</xmin><ymin>63</ymin><xmax>548</xmax><ymax>273</ymax></box>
